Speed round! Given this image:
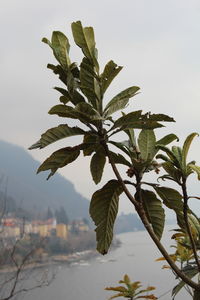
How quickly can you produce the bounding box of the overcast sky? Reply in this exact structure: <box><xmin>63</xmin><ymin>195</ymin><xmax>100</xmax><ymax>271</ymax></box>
<box><xmin>1</xmin><ymin>0</ymin><xmax>200</xmax><ymax>214</ymax></box>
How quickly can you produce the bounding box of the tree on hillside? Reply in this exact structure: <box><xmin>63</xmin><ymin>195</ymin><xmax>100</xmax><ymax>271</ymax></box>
<box><xmin>46</xmin><ymin>207</ymin><xmax>53</xmax><ymax>219</ymax></box>
<box><xmin>30</xmin><ymin>21</ymin><xmax>200</xmax><ymax>299</ymax></box>
<box><xmin>55</xmin><ymin>206</ymin><xmax>69</xmax><ymax>224</ymax></box>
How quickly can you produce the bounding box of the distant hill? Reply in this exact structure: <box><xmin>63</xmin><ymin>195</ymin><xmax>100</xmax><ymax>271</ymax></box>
<box><xmin>0</xmin><ymin>140</ymin><xmax>89</xmax><ymax>220</ymax></box>
<box><xmin>115</xmin><ymin>213</ymin><xmax>144</xmax><ymax>233</ymax></box>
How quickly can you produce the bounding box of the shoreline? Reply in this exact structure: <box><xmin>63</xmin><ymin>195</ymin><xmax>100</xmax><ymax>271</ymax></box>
<box><xmin>0</xmin><ymin>249</ymin><xmax>98</xmax><ymax>274</ymax></box>
<box><xmin>0</xmin><ymin>234</ymin><xmax>122</xmax><ymax>274</ymax></box>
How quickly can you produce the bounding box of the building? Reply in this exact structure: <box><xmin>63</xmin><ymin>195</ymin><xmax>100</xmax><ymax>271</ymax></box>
<box><xmin>56</xmin><ymin>224</ymin><xmax>68</xmax><ymax>240</ymax></box>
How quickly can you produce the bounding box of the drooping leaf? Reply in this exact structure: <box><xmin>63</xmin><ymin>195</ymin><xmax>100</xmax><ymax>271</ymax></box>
<box><xmin>29</xmin><ymin>125</ymin><xmax>85</xmax><ymax>149</ymax></box>
<box><xmin>48</xmin><ymin>105</ymin><xmax>77</xmax><ymax>118</ymax></box>
<box><xmin>156</xmin><ymin>145</ymin><xmax>180</xmax><ymax>168</ymax></box>
<box><xmin>37</xmin><ymin>147</ymin><xmax>80</xmax><ymax>179</ymax></box>
<box><xmin>108</xmin><ymin>141</ymin><xmax>130</xmax><ymax>156</ymax></box>
<box><xmin>156</xmin><ymin>134</ymin><xmax>179</xmax><ymax>146</ymax></box>
<box><xmin>49</xmin><ymin>103</ymin><xmax>101</xmax><ymax>124</ymax></box>
<box><xmin>140</xmin><ymin>190</ymin><xmax>165</xmax><ymax>240</ymax></box>
<box><xmin>109</xmin><ymin>151</ymin><xmax>132</xmax><ymax>167</ymax></box>
<box><xmin>100</xmin><ymin>60</ymin><xmax>123</xmax><ymax>94</ymax></box>
<box><xmin>188</xmin><ymin>164</ymin><xmax>200</xmax><ymax>180</ymax></box>
<box><xmin>71</xmin><ymin>21</ymin><xmax>99</xmax><ymax>72</ymax></box>
<box><xmin>90</xmin><ymin>150</ymin><xmax>106</xmax><ymax>184</ymax></box>
<box><xmin>90</xmin><ymin>180</ymin><xmax>123</xmax><ymax>254</ymax></box>
<box><xmin>153</xmin><ymin>186</ymin><xmax>183</xmax><ymax>212</ymax></box>
<box><xmin>156</xmin><ymin>154</ymin><xmax>170</xmax><ymax>162</ymax></box>
<box><xmin>138</xmin><ymin>130</ymin><xmax>156</xmax><ymax>161</ymax></box>
<box><xmin>104</xmin><ymin>86</ymin><xmax>140</xmax><ymax>117</ymax></box>
<box><xmin>161</xmin><ymin>162</ymin><xmax>182</xmax><ymax>183</ymax></box>
<box><xmin>182</xmin><ymin>133</ymin><xmax>199</xmax><ymax>166</ymax></box>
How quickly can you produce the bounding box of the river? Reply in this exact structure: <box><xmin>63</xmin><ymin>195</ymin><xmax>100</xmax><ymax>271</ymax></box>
<box><xmin>23</xmin><ymin>228</ymin><xmax>189</xmax><ymax>300</ymax></box>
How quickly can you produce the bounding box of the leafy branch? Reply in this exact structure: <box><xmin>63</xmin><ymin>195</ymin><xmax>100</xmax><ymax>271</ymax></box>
<box><xmin>30</xmin><ymin>21</ymin><xmax>200</xmax><ymax>299</ymax></box>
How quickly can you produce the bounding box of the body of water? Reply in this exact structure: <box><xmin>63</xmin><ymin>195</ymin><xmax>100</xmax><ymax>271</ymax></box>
<box><xmin>23</xmin><ymin>228</ymin><xmax>188</xmax><ymax>300</ymax></box>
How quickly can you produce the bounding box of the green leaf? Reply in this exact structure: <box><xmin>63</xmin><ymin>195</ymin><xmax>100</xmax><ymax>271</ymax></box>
<box><xmin>90</xmin><ymin>180</ymin><xmax>123</xmax><ymax>254</ymax></box>
<box><xmin>171</xmin><ymin>146</ymin><xmax>182</xmax><ymax>167</ymax></box>
<box><xmin>161</xmin><ymin>162</ymin><xmax>182</xmax><ymax>183</ymax></box>
<box><xmin>156</xmin><ymin>134</ymin><xmax>179</xmax><ymax>146</ymax></box>
<box><xmin>75</xmin><ymin>102</ymin><xmax>101</xmax><ymax>120</ymax></box>
<box><xmin>49</xmin><ymin>103</ymin><xmax>100</xmax><ymax>124</ymax></box>
<box><xmin>172</xmin><ymin>266</ymin><xmax>198</xmax><ymax>299</ymax></box>
<box><xmin>156</xmin><ymin>154</ymin><xmax>170</xmax><ymax>162</ymax></box>
<box><xmin>138</xmin><ymin>130</ymin><xmax>156</xmax><ymax>161</ymax></box>
<box><xmin>140</xmin><ymin>190</ymin><xmax>165</xmax><ymax>240</ymax></box>
<box><xmin>153</xmin><ymin>186</ymin><xmax>183</xmax><ymax>211</ymax></box>
<box><xmin>182</xmin><ymin>132</ymin><xmax>199</xmax><ymax>167</ymax></box>
<box><xmin>59</xmin><ymin>96</ymin><xmax>70</xmax><ymax>104</ymax></box>
<box><xmin>80</xmin><ymin>57</ymin><xmax>99</xmax><ymax>108</ymax></box>
<box><xmin>29</xmin><ymin>125</ymin><xmax>85</xmax><ymax>149</ymax></box>
<box><xmin>82</xmin><ymin>134</ymin><xmax>99</xmax><ymax>156</ymax></box>
<box><xmin>111</xmin><ymin>111</ymin><xmax>143</xmax><ymax>129</ymax></box>
<box><xmin>48</xmin><ymin>104</ymin><xmax>77</xmax><ymax>118</ymax></box>
<box><xmin>54</xmin><ymin>87</ymin><xmax>85</xmax><ymax>105</ymax></box>
<box><xmin>156</xmin><ymin>145</ymin><xmax>180</xmax><ymax>168</ymax></box>
<box><xmin>104</xmin><ymin>98</ymin><xmax>129</xmax><ymax>118</ymax></box>
<box><xmin>43</xmin><ymin>32</ymin><xmax>71</xmax><ymax>68</ymax></box>
<box><xmin>104</xmin><ymin>86</ymin><xmax>140</xmax><ymax>117</ymax></box>
<box><xmin>111</xmin><ymin>111</ymin><xmax>165</xmax><ymax>131</ymax></box>
<box><xmin>109</xmin><ymin>151</ymin><xmax>132</xmax><ymax>167</ymax></box>
<box><xmin>108</xmin><ymin>141</ymin><xmax>130</xmax><ymax>156</ymax></box>
<box><xmin>51</xmin><ymin>31</ymin><xmax>71</xmax><ymax>68</ymax></box>
<box><xmin>71</xmin><ymin>21</ymin><xmax>99</xmax><ymax>72</ymax></box>
<box><xmin>90</xmin><ymin>150</ymin><xmax>106</xmax><ymax>184</ymax></box>
<box><xmin>100</xmin><ymin>60</ymin><xmax>123</xmax><ymax>94</ymax></box>
<box><xmin>47</xmin><ymin>64</ymin><xmax>69</xmax><ymax>86</ymax></box>
<box><xmin>145</xmin><ymin>113</ymin><xmax>175</xmax><ymax>122</ymax></box>
<box><xmin>124</xmin><ymin>129</ymin><xmax>136</xmax><ymax>149</ymax></box>
<box><xmin>37</xmin><ymin>147</ymin><xmax>80</xmax><ymax>179</ymax></box>
<box><xmin>188</xmin><ymin>164</ymin><xmax>200</xmax><ymax>180</ymax></box>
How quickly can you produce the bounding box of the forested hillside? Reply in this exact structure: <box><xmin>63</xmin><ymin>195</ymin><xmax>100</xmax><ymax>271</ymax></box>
<box><xmin>0</xmin><ymin>140</ymin><xmax>89</xmax><ymax>220</ymax></box>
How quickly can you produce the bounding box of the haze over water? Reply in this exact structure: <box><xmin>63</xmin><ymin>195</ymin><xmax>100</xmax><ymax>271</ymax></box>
<box><xmin>24</xmin><ymin>228</ymin><xmax>187</xmax><ymax>300</ymax></box>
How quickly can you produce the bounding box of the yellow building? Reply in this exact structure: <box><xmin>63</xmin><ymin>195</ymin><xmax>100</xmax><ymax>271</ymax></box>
<box><xmin>3</xmin><ymin>226</ymin><xmax>20</xmax><ymax>238</ymax></box>
<box><xmin>38</xmin><ymin>224</ymin><xmax>48</xmax><ymax>237</ymax></box>
<box><xmin>78</xmin><ymin>223</ymin><xmax>89</xmax><ymax>232</ymax></box>
<box><xmin>56</xmin><ymin>224</ymin><xmax>68</xmax><ymax>240</ymax></box>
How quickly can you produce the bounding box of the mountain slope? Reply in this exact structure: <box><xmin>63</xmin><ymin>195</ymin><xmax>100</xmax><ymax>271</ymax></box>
<box><xmin>0</xmin><ymin>140</ymin><xmax>89</xmax><ymax>220</ymax></box>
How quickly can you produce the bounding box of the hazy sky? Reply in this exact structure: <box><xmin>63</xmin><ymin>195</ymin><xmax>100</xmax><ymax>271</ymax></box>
<box><xmin>1</xmin><ymin>0</ymin><xmax>200</xmax><ymax>214</ymax></box>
